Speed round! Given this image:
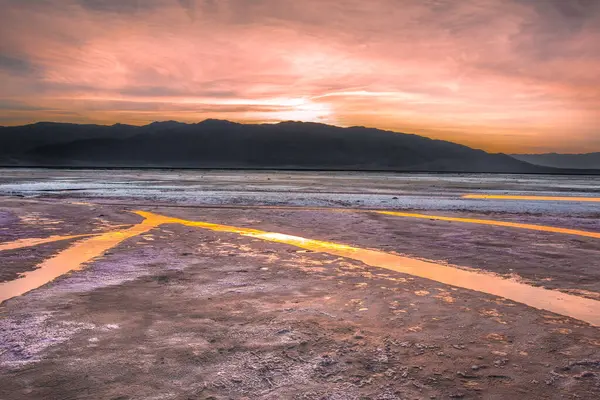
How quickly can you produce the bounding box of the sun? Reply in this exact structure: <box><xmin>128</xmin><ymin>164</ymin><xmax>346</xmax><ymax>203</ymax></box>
<box><xmin>251</xmin><ymin>97</ymin><xmax>334</xmax><ymax>124</ymax></box>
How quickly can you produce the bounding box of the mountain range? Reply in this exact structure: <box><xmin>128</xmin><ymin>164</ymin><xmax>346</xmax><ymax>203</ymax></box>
<box><xmin>0</xmin><ymin>120</ymin><xmax>596</xmax><ymax>174</ymax></box>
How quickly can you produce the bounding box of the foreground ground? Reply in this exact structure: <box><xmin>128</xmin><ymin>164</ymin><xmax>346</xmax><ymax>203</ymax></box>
<box><xmin>1</xmin><ymin>171</ymin><xmax>600</xmax><ymax>399</ymax></box>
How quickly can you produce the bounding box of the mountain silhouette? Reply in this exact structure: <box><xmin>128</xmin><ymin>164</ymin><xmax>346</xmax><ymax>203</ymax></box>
<box><xmin>0</xmin><ymin>120</ymin><xmax>580</xmax><ymax>173</ymax></box>
<box><xmin>512</xmin><ymin>153</ymin><xmax>600</xmax><ymax>170</ymax></box>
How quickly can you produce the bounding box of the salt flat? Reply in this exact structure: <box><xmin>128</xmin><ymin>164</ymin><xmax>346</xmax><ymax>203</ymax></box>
<box><xmin>1</xmin><ymin>169</ymin><xmax>599</xmax><ymax>399</ymax></box>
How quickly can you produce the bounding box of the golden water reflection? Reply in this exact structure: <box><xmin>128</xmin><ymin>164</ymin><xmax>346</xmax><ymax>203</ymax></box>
<box><xmin>377</xmin><ymin>211</ymin><xmax>600</xmax><ymax>239</ymax></box>
<box><xmin>145</xmin><ymin>211</ymin><xmax>600</xmax><ymax>326</ymax></box>
<box><xmin>1</xmin><ymin>210</ymin><xmax>599</xmax><ymax>327</ymax></box>
<box><xmin>463</xmin><ymin>194</ymin><xmax>600</xmax><ymax>202</ymax></box>
<box><xmin>0</xmin><ymin>216</ymin><xmax>164</xmax><ymax>303</ymax></box>
<box><xmin>0</xmin><ymin>233</ymin><xmax>96</xmax><ymax>251</ymax></box>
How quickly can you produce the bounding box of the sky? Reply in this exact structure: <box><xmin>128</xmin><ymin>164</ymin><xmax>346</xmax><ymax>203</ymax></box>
<box><xmin>0</xmin><ymin>0</ymin><xmax>599</xmax><ymax>153</ymax></box>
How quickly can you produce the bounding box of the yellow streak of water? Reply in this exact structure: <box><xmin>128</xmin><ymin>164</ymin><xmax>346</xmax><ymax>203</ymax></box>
<box><xmin>0</xmin><ymin>225</ymin><xmax>132</xmax><ymax>252</ymax></box>
<box><xmin>129</xmin><ymin>204</ymin><xmax>600</xmax><ymax>240</ymax></box>
<box><xmin>463</xmin><ymin>194</ymin><xmax>600</xmax><ymax>202</ymax></box>
<box><xmin>376</xmin><ymin>211</ymin><xmax>600</xmax><ymax>239</ymax></box>
<box><xmin>70</xmin><ymin>203</ymin><xmax>600</xmax><ymax>240</ymax></box>
<box><xmin>2</xmin><ymin>210</ymin><xmax>600</xmax><ymax>327</ymax></box>
<box><xmin>136</xmin><ymin>211</ymin><xmax>600</xmax><ymax>326</ymax></box>
<box><xmin>0</xmin><ymin>234</ymin><xmax>96</xmax><ymax>251</ymax></box>
<box><xmin>0</xmin><ymin>216</ymin><xmax>168</xmax><ymax>303</ymax></box>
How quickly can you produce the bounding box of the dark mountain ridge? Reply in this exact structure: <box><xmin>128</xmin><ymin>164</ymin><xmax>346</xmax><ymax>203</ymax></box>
<box><xmin>0</xmin><ymin>119</ymin><xmax>582</xmax><ymax>173</ymax></box>
<box><xmin>512</xmin><ymin>153</ymin><xmax>600</xmax><ymax>170</ymax></box>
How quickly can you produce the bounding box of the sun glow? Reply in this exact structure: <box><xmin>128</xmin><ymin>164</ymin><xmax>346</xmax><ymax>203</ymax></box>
<box><xmin>252</xmin><ymin>97</ymin><xmax>334</xmax><ymax>123</ymax></box>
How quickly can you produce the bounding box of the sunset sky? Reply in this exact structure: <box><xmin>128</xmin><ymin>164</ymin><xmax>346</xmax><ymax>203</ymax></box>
<box><xmin>0</xmin><ymin>0</ymin><xmax>599</xmax><ymax>153</ymax></box>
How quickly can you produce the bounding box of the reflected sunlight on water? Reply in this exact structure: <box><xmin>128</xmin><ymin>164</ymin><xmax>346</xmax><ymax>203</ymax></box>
<box><xmin>377</xmin><ymin>211</ymin><xmax>600</xmax><ymax>239</ymax></box>
<box><xmin>463</xmin><ymin>194</ymin><xmax>600</xmax><ymax>202</ymax></box>
<box><xmin>0</xmin><ymin>234</ymin><xmax>96</xmax><ymax>251</ymax></box>
<box><xmin>1</xmin><ymin>210</ymin><xmax>599</xmax><ymax>327</ymax></box>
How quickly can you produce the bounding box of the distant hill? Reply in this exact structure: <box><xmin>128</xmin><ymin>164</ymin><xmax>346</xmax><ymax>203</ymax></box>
<box><xmin>512</xmin><ymin>153</ymin><xmax>600</xmax><ymax>170</ymax></box>
<box><xmin>0</xmin><ymin>119</ymin><xmax>568</xmax><ymax>173</ymax></box>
